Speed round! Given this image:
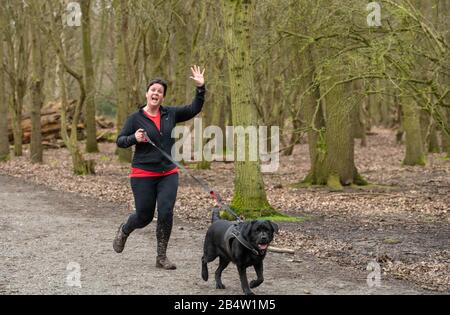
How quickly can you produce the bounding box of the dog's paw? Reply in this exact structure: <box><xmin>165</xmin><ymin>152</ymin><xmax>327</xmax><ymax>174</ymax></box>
<box><xmin>216</xmin><ymin>283</ymin><xmax>226</xmax><ymax>289</ymax></box>
<box><xmin>244</xmin><ymin>290</ymin><xmax>255</xmax><ymax>295</ymax></box>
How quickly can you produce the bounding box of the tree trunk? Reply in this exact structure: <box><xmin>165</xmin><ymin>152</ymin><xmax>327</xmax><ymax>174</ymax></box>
<box><xmin>419</xmin><ymin>109</ymin><xmax>430</xmax><ymax>151</ymax></box>
<box><xmin>81</xmin><ymin>0</ymin><xmax>98</xmax><ymax>153</ymax></box>
<box><xmin>301</xmin><ymin>47</ymin><xmax>327</xmax><ymax>185</ymax></box>
<box><xmin>442</xmin><ymin>0</ymin><xmax>450</xmax><ymax>157</ymax></box>
<box><xmin>0</xmin><ymin>39</ymin><xmax>9</xmax><ymax>161</ymax></box>
<box><xmin>114</xmin><ymin>0</ymin><xmax>132</xmax><ymax>162</ymax></box>
<box><xmin>30</xmin><ymin>18</ymin><xmax>44</xmax><ymax>163</ymax></box>
<box><xmin>9</xmin><ymin>31</ymin><xmax>27</xmax><ymax>157</ymax></box>
<box><xmin>172</xmin><ymin>11</ymin><xmax>189</xmax><ymax>105</ymax></box>
<box><xmin>3</xmin><ymin>4</ymin><xmax>26</xmax><ymax>157</ymax></box>
<box><xmin>445</xmin><ymin>109</ymin><xmax>450</xmax><ymax>157</ymax></box>
<box><xmin>380</xmin><ymin>81</ymin><xmax>391</xmax><ymax>128</ymax></box>
<box><xmin>325</xmin><ymin>82</ymin><xmax>366</xmax><ymax>189</ymax></box>
<box><xmin>351</xmin><ymin>80</ymin><xmax>367</xmax><ymax>147</ymax></box>
<box><xmin>428</xmin><ymin>121</ymin><xmax>440</xmax><ymax>153</ymax></box>
<box><xmin>193</xmin><ymin>7</ymin><xmax>211</xmax><ymax>170</ymax></box>
<box><xmin>401</xmin><ymin>97</ymin><xmax>426</xmax><ymax>166</ymax></box>
<box><xmin>283</xmin><ymin>117</ymin><xmax>301</xmax><ymax>156</ymax></box>
<box><xmin>222</xmin><ymin>0</ymin><xmax>275</xmax><ymax>218</ymax></box>
<box><xmin>11</xmin><ymin>84</ymin><xmax>25</xmax><ymax>157</ymax></box>
<box><xmin>94</xmin><ymin>0</ymin><xmax>109</xmax><ymax>94</ymax></box>
<box><xmin>368</xmin><ymin>80</ymin><xmax>381</xmax><ymax>127</ymax></box>
<box><xmin>57</xmin><ymin>55</ymin><xmax>95</xmax><ymax>176</ymax></box>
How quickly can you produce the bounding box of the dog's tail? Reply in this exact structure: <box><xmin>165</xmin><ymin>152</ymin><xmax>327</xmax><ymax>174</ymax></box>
<box><xmin>210</xmin><ymin>207</ymin><xmax>221</xmax><ymax>223</ymax></box>
<box><xmin>201</xmin><ymin>257</ymin><xmax>208</xmax><ymax>281</ymax></box>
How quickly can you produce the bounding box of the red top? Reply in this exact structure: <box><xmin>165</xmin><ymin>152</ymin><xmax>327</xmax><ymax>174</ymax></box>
<box><xmin>143</xmin><ymin>110</ymin><xmax>161</xmax><ymax>131</ymax></box>
<box><xmin>130</xmin><ymin>109</ymin><xmax>178</xmax><ymax>178</ymax></box>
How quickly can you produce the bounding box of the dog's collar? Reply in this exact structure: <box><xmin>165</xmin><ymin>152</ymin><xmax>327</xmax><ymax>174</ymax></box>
<box><xmin>225</xmin><ymin>224</ymin><xmax>265</xmax><ymax>256</ymax></box>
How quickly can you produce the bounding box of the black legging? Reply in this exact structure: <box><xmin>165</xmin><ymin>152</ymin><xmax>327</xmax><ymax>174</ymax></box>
<box><xmin>122</xmin><ymin>173</ymin><xmax>179</xmax><ymax>256</ymax></box>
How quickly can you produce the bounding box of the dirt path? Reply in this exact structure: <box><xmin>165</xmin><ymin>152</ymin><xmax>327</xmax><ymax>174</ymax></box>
<box><xmin>0</xmin><ymin>174</ymin><xmax>430</xmax><ymax>295</ymax></box>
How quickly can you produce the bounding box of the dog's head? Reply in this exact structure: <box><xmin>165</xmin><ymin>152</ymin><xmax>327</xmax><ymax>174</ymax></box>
<box><xmin>242</xmin><ymin>220</ymin><xmax>279</xmax><ymax>254</ymax></box>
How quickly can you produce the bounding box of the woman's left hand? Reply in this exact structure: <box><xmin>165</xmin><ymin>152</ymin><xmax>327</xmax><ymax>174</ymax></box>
<box><xmin>190</xmin><ymin>65</ymin><xmax>205</xmax><ymax>87</ymax></box>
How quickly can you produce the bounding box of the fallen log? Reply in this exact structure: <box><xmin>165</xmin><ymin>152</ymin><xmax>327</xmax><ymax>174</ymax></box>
<box><xmin>7</xmin><ymin>100</ymin><xmax>115</xmax><ymax>145</ymax></box>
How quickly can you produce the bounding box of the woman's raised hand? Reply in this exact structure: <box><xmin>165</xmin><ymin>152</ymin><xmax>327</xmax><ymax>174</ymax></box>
<box><xmin>190</xmin><ymin>65</ymin><xmax>205</xmax><ymax>87</ymax></box>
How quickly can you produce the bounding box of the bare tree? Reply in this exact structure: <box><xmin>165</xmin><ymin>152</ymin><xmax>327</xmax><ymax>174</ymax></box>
<box><xmin>222</xmin><ymin>0</ymin><xmax>275</xmax><ymax>217</ymax></box>
<box><xmin>29</xmin><ymin>1</ymin><xmax>46</xmax><ymax>163</ymax></box>
<box><xmin>113</xmin><ymin>0</ymin><xmax>132</xmax><ymax>162</ymax></box>
<box><xmin>3</xmin><ymin>1</ymin><xmax>29</xmax><ymax>157</ymax></box>
<box><xmin>43</xmin><ymin>0</ymin><xmax>95</xmax><ymax>175</ymax></box>
<box><xmin>0</xmin><ymin>10</ymin><xmax>9</xmax><ymax>162</ymax></box>
<box><xmin>80</xmin><ymin>0</ymin><xmax>98</xmax><ymax>153</ymax></box>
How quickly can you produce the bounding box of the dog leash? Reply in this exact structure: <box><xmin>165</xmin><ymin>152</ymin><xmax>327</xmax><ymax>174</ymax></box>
<box><xmin>143</xmin><ymin>132</ymin><xmax>243</xmax><ymax>223</ymax></box>
<box><xmin>232</xmin><ymin>227</ymin><xmax>262</xmax><ymax>255</ymax></box>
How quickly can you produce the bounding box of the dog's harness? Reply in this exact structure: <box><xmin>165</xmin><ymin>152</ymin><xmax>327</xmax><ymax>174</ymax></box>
<box><xmin>224</xmin><ymin>224</ymin><xmax>263</xmax><ymax>257</ymax></box>
<box><xmin>143</xmin><ymin>132</ymin><xmax>242</xmax><ymax>222</ymax></box>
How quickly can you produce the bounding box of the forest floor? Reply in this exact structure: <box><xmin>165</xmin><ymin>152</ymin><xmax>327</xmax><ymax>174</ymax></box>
<box><xmin>0</xmin><ymin>128</ymin><xmax>449</xmax><ymax>294</ymax></box>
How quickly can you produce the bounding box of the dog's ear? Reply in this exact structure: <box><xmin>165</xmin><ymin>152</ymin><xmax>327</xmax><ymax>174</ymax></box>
<box><xmin>241</xmin><ymin>220</ymin><xmax>256</xmax><ymax>238</ymax></box>
<box><xmin>270</xmin><ymin>221</ymin><xmax>279</xmax><ymax>234</ymax></box>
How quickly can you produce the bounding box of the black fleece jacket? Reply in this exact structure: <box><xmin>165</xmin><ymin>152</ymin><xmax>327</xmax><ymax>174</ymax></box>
<box><xmin>117</xmin><ymin>85</ymin><xmax>205</xmax><ymax>173</ymax></box>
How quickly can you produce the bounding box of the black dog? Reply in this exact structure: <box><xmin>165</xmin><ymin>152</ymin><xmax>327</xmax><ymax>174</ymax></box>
<box><xmin>201</xmin><ymin>208</ymin><xmax>279</xmax><ymax>295</ymax></box>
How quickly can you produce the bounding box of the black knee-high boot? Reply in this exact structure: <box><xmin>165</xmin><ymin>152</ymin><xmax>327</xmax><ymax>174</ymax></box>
<box><xmin>156</xmin><ymin>217</ymin><xmax>176</xmax><ymax>270</ymax></box>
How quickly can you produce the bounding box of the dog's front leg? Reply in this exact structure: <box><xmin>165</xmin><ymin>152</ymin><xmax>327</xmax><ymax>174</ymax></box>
<box><xmin>249</xmin><ymin>262</ymin><xmax>264</xmax><ymax>288</ymax></box>
<box><xmin>237</xmin><ymin>265</ymin><xmax>254</xmax><ymax>295</ymax></box>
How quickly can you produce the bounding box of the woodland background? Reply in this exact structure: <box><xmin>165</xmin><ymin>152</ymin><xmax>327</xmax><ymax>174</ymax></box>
<box><xmin>0</xmin><ymin>0</ymin><xmax>449</xmax><ymax>293</ymax></box>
